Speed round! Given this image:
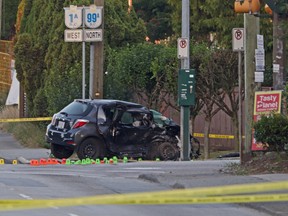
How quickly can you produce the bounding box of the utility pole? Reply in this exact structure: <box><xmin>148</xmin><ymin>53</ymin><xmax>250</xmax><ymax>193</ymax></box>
<box><xmin>243</xmin><ymin>13</ymin><xmax>259</xmax><ymax>162</ymax></box>
<box><xmin>272</xmin><ymin>12</ymin><xmax>286</xmax><ymax>91</ymax></box>
<box><xmin>91</xmin><ymin>0</ymin><xmax>104</xmax><ymax>99</ymax></box>
<box><xmin>0</xmin><ymin>0</ymin><xmax>2</xmax><ymax>39</ymax></box>
<box><xmin>180</xmin><ymin>0</ymin><xmax>190</xmax><ymax>161</ymax></box>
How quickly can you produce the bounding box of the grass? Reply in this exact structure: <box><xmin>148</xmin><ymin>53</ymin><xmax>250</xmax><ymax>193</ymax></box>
<box><xmin>0</xmin><ymin>106</ymin><xmax>48</xmax><ymax>148</ymax></box>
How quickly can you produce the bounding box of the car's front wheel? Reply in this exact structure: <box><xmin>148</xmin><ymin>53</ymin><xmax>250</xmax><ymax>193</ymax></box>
<box><xmin>50</xmin><ymin>143</ymin><xmax>74</xmax><ymax>159</ymax></box>
<box><xmin>158</xmin><ymin>142</ymin><xmax>179</xmax><ymax>161</ymax></box>
<box><xmin>76</xmin><ymin>138</ymin><xmax>106</xmax><ymax>160</ymax></box>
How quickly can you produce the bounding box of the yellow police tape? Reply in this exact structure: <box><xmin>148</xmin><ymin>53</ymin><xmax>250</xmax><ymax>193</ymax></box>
<box><xmin>0</xmin><ymin>117</ymin><xmax>52</xmax><ymax>122</ymax></box>
<box><xmin>0</xmin><ymin>181</ymin><xmax>288</xmax><ymax>211</ymax></box>
<box><xmin>0</xmin><ymin>118</ymin><xmax>235</xmax><ymax>139</ymax></box>
<box><xmin>193</xmin><ymin>133</ymin><xmax>234</xmax><ymax>139</ymax></box>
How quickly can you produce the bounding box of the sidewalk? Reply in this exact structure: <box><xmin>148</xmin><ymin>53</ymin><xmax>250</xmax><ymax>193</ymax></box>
<box><xmin>0</xmin><ymin>131</ymin><xmax>50</xmax><ymax>163</ymax></box>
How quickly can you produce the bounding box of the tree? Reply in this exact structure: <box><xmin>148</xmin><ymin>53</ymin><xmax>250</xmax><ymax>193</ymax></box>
<box><xmin>195</xmin><ymin>47</ymin><xmax>223</xmax><ymax>160</ymax></box>
<box><xmin>14</xmin><ymin>0</ymin><xmax>146</xmax><ymax>116</ymax></box>
<box><xmin>1</xmin><ymin>0</ymin><xmax>19</xmax><ymax>40</ymax></box>
<box><xmin>209</xmin><ymin>50</ymin><xmax>241</xmax><ymax>152</ymax></box>
<box><xmin>105</xmin><ymin>42</ymin><xmax>178</xmax><ymax>110</ymax></box>
<box><xmin>167</xmin><ymin>0</ymin><xmax>243</xmax><ymax>48</ymax></box>
<box><xmin>133</xmin><ymin>0</ymin><xmax>173</xmax><ymax>42</ymax></box>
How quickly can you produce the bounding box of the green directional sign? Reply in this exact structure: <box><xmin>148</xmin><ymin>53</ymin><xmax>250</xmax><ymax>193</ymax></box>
<box><xmin>178</xmin><ymin>69</ymin><xmax>196</xmax><ymax>106</ymax></box>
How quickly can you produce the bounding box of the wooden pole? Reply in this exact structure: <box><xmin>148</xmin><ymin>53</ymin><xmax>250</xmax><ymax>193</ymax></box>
<box><xmin>92</xmin><ymin>0</ymin><xmax>104</xmax><ymax>99</ymax></box>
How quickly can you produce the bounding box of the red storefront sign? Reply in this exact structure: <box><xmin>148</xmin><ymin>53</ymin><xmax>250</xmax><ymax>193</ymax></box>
<box><xmin>252</xmin><ymin>91</ymin><xmax>282</xmax><ymax>151</ymax></box>
<box><xmin>254</xmin><ymin>93</ymin><xmax>281</xmax><ymax>114</ymax></box>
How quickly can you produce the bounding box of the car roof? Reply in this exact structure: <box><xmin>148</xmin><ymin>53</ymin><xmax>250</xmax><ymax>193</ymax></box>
<box><xmin>74</xmin><ymin>99</ymin><xmax>145</xmax><ymax>108</ymax></box>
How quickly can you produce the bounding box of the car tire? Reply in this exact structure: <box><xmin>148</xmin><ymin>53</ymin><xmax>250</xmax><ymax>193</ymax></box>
<box><xmin>50</xmin><ymin>143</ymin><xmax>74</xmax><ymax>159</ymax></box>
<box><xmin>76</xmin><ymin>138</ymin><xmax>106</xmax><ymax>160</ymax></box>
<box><xmin>158</xmin><ymin>142</ymin><xmax>179</xmax><ymax>161</ymax></box>
<box><xmin>147</xmin><ymin>144</ymin><xmax>160</xmax><ymax>160</ymax></box>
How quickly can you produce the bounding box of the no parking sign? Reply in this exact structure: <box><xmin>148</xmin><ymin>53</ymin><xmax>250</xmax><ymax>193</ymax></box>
<box><xmin>232</xmin><ymin>28</ymin><xmax>245</xmax><ymax>52</ymax></box>
<box><xmin>177</xmin><ymin>38</ymin><xmax>189</xmax><ymax>59</ymax></box>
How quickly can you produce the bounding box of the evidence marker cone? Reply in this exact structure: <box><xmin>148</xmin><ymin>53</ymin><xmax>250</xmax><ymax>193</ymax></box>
<box><xmin>75</xmin><ymin>160</ymin><xmax>81</xmax><ymax>165</ymax></box>
<box><xmin>61</xmin><ymin>158</ymin><xmax>67</xmax><ymax>164</ymax></box>
<box><xmin>12</xmin><ymin>160</ymin><xmax>18</xmax><ymax>165</ymax></box>
<box><xmin>85</xmin><ymin>158</ymin><xmax>91</xmax><ymax>164</ymax></box>
<box><xmin>51</xmin><ymin>158</ymin><xmax>59</xmax><ymax>165</ymax></box>
<box><xmin>30</xmin><ymin>160</ymin><xmax>39</xmax><ymax>166</ymax></box>
<box><xmin>65</xmin><ymin>159</ymin><xmax>71</xmax><ymax>165</ymax></box>
<box><xmin>113</xmin><ymin>156</ymin><xmax>118</xmax><ymax>164</ymax></box>
<box><xmin>0</xmin><ymin>159</ymin><xmax>4</xmax><ymax>165</ymax></box>
<box><xmin>47</xmin><ymin>158</ymin><xmax>53</xmax><ymax>165</ymax></box>
<box><xmin>95</xmin><ymin>159</ymin><xmax>100</xmax><ymax>164</ymax></box>
<box><xmin>81</xmin><ymin>159</ymin><xmax>87</xmax><ymax>165</ymax></box>
<box><xmin>123</xmin><ymin>157</ymin><xmax>128</xmax><ymax>163</ymax></box>
<box><xmin>39</xmin><ymin>158</ymin><xmax>47</xmax><ymax>165</ymax></box>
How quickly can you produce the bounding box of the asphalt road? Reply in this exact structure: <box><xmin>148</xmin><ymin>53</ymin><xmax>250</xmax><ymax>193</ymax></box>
<box><xmin>0</xmin><ymin>131</ymin><xmax>287</xmax><ymax>216</ymax></box>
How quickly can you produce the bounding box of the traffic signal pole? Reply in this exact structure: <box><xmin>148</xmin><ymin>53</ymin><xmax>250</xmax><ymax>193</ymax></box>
<box><xmin>180</xmin><ymin>0</ymin><xmax>190</xmax><ymax>161</ymax></box>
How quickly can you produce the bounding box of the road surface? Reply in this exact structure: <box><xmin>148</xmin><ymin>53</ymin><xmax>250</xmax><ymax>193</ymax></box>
<box><xmin>0</xmin><ymin>131</ymin><xmax>287</xmax><ymax>216</ymax></box>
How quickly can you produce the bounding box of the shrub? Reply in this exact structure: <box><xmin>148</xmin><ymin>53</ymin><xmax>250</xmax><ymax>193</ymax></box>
<box><xmin>254</xmin><ymin>113</ymin><xmax>288</xmax><ymax>152</ymax></box>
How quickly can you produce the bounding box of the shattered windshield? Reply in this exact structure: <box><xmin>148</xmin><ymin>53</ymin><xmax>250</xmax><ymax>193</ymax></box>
<box><xmin>150</xmin><ymin>109</ymin><xmax>171</xmax><ymax>127</ymax></box>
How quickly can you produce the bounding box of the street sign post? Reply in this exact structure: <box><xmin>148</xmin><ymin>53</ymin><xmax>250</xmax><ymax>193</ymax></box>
<box><xmin>64</xmin><ymin>5</ymin><xmax>103</xmax><ymax>99</ymax></box>
<box><xmin>232</xmin><ymin>28</ymin><xmax>245</xmax><ymax>156</ymax></box>
<box><xmin>232</xmin><ymin>28</ymin><xmax>245</xmax><ymax>51</ymax></box>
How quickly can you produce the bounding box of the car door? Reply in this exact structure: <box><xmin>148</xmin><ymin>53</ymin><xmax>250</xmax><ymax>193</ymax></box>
<box><xmin>111</xmin><ymin>109</ymin><xmax>152</xmax><ymax>154</ymax></box>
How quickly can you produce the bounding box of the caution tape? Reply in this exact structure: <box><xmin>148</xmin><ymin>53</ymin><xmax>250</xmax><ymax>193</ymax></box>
<box><xmin>0</xmin><ymin>118</ymin><xmax>234</xmax><ymax>139</ymax></box>
<box><xmin>0</xmin><ymin>181</ymin><xmax>288</xmax><ymax>211</ymax></box>
<box><xmin>193</xmin><ymin>133</ymin><xmax>234</xmax><ymax>139</ymax></box>
<box><xmin>0</xmin><ymin>117</ymin><xmax>52</xmax><ymax>123</ymax></box>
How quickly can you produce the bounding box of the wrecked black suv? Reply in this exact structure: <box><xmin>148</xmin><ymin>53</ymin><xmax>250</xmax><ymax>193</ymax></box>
<box><xmin>46</xmin><ymin>99</ymin><xmax>200</xmax><ymax>160</ymax></box>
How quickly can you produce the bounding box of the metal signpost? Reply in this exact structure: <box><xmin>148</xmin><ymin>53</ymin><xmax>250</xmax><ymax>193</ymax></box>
<box><xmin>177</xmin><ymin>0</ymin><xmax>193</xmax><ymax>161</ymax></box>
<box><xmin>64</xmin><ymin>5</ymin><xmax>103</xmax><ymax>99</ymax></box>
<box><xmin>232</xmin><ymin>28</ymin><xmax>244</xmax><ymax>160</ymax></box>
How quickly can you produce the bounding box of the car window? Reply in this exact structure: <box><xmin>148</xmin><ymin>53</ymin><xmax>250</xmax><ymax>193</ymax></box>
<box><xmin>97</xmin><ymin>107</ymin><xmax>107</xmax><ymax>123</ymax></box>
<box><xmin>60</xmin><ymin>101</ymin><xmax>90</xmax><ymax>115</ymax></box>
<box><xmin>120</xmin><ymin>112</ymin><xmax>133</xmax><ymax>124</ymax></box>
<box><xmin>98</xmin><ymin>106</ymin><xmax>115</xmax><ymax>123</ymax></box>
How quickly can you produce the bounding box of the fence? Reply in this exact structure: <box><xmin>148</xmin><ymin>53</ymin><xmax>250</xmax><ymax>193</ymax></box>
<box><xmin>0</xmin><ymin>40</ymin><xmax>13</xmax><ymax>98</ymax></box>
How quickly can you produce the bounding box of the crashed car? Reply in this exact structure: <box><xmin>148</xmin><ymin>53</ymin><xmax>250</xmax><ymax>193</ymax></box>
<box><xmin>45</xmin><ymin>99</ymin><xmax>200</xmax><ymax>160</ymax></box>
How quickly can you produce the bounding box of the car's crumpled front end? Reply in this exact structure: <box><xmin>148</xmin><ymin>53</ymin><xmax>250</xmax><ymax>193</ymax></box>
<box><xmin>146</xmin><ymin>111</ymin><xmax>201</xmax><ymax>160</ymax></box>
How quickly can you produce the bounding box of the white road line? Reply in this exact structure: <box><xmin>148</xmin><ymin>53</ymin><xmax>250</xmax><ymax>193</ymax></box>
<box><xmin>19</xmin><ymin>193</ymin><xmax>33</xmax><ymax>200</ymax></box>
<box><xmin>68</xmin><ymin>214</ymin><xmax>80</xmax><ymax>216</ymax></box>
<box><xmin>124</xmin><ymin>167</ymin><xmax>161</xmax><ymax>170</ymax></box>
